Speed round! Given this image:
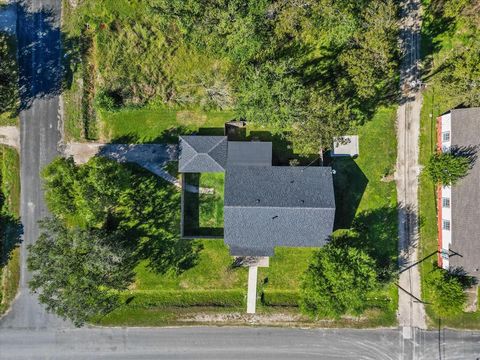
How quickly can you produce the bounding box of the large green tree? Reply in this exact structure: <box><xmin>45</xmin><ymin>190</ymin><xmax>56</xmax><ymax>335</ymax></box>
<box><xmin>42</xmin><ymin>156</ymin><xmax>132</xmax><ymax>227</ymax></box>
<box><xmin>32</xmin><ymin>157</ymin><xmax>195</xmax><ymax>325</ymax></box>
<box><xmin>425</xmin><ymin>152</ymin><xmax>470</xmax><ymax>185</ymax></box>
<box><xmin>27</xmin><ymin>218</ymin><xmax>135</xmax><ymax>327</ymax></box>
<box><xmin>300</xmin><ymin>244</ymin><xmax>379</xmax><ymax>319</ymax></box>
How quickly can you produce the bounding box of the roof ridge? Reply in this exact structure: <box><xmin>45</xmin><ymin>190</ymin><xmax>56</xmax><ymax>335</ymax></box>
<box><xmin>179</xmin><ymin>139</ymin><xmax>196</xmax><ymax>171</ymax></box>
<box><xmin>206</xmin><ymin>137</ymin><xmax>227</xmax><ymax>170</ymax></box>
<box><xmin>207</xmin><ymin>136</ymin><xmax>227</xmax><ymax>153</ymax></box>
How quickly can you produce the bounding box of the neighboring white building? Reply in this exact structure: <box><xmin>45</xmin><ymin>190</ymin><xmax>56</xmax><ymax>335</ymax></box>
<box><xmin>436</xmin><ymin>108</ymin><xmax>480</xmax><ymax>278</ymax></box>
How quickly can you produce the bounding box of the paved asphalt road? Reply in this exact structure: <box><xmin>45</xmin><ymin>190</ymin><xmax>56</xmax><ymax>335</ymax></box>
<box><xmin>0</xmin><ymin>0</ymin><xmax>68</xmax><ymax>329</ymax></box>
<box><xmin>0</xmin><ymin>1</ymin><xmax>479</xmax><ymax>360</ymax></box>
<box><xmin>0</xmin><ymin>327</ymin><xmax>479</xmax><ymax>360</ymax></box>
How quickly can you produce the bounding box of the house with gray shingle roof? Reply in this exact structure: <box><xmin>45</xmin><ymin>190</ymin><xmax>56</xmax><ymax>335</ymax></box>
<box><xmin>179</xmin><ymin>135</ymin><xmax>336</xmax><ymax>257</ymax></box>
<box><xmin>436</xmin><ymin>108</ymin><xmax>480</xmax><ymax>279</ymax></box>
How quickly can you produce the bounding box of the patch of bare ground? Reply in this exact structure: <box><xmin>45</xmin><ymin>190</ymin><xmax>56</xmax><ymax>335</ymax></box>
<box><xmin>177</xmin><ymin>311</ymin><xmax>369</xmax><ymax>327</ymax></box>
<box><xmin>176</xmin><ymin>111</ymin><xmax>207</xmax><ymax>126</ymax></box>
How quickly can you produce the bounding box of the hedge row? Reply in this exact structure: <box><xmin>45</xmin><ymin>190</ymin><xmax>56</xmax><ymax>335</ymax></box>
<box><xmin>262</xmin><ymin>290</ymin><xmax>299</xmax><ymax>307</ymax></box>
<box><xmin>121</xmin><ymin>290</ymin><xmax>245</xmax><ymax>308</ymax></box>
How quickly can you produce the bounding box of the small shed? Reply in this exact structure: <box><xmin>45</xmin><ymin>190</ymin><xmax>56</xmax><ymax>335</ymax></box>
<box><xmin>332</xmin><ymin>135</ymin><xmax>359</xmax><ymax>157</ymax></box>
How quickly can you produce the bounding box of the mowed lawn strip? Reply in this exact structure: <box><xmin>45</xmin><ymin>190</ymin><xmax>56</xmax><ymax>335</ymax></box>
<box><xmin>100</xmin><ymin>108</ymin><xmax>235</xmax><ymax>143</ymax></box>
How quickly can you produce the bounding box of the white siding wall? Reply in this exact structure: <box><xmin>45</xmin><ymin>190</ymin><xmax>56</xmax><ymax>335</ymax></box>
<box><xmin>441</xmin><ymin>113</ymin><xmax>452</xmax><ymax>152</ymax></box>
<box><xmin>440</xmin><ymin>113</ymin><xmax>452</xmax><ymax>269</ymax></box>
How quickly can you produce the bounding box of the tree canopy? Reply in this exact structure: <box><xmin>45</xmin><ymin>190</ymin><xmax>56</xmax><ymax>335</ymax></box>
<box><xmin>300</xmin><ymin>242</ymin><xmax>379</xmax><ymax>319</ymax></box>
<box><xmin>424</xmin><ymin>0</ymin><xmax>480</xmax><ymax>109</ymax></box>
<box><xmin>27</xmin><ymin>219</ymin><xmax>135</xmax><ymax>327</ymax></box>
<box><xmin>30</xmin><ymin>157</ymin><xmax>194</xmax><ymax>325</ymax></box>
<box><xmin>426</xmin><ymin>267</ymin><xmax>475</xmax><ymax>318</ymax></box>
<box><xmin>0</xmin><ymin>34</ymin><xmax>17</xmax><ymax>114</ymax></box>
<box><xmin>425</xmin><ymin>152</ymin><xmax>470</xmax><ymax>185</ymax></box>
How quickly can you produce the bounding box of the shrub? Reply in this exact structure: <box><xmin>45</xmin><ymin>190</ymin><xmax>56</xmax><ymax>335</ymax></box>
<box><xmin>121</xmin><ymin>290</ymin><xmax>245</xmax><ymax>308</ymax></box>
<box><xmin>262</xmin><ymin>290</ymin><xmax>299</xmax><ymax>307</ymax></box>
<box><xmin>300</xmin><ymin>245</ymin><xmax>379</xmax><ymax>319</ymax></box>
<box><xmin>94</xmin><ymin>89</ymin><xmax>118</xmax><ymax>111</ymax></box>
<box><xmin>425</xmin><ymin>152</ymin><xmax>470</xmax><ymax>185</ymax></box>
<box><xmin>427</xmin><ymin>267</ymin><xmax>469</xmax><ymax>318</ymax></box>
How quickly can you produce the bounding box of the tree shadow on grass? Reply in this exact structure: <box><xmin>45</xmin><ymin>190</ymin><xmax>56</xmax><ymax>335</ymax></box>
<box><xmin>121</xmin><ymin>164</ymin><xmax>203</xmax><ymax>275</ymax></box>
<box><xmin>182</xmin><ymin>173</ymin><xmax>224</xmax><ymax>238</ymax></box>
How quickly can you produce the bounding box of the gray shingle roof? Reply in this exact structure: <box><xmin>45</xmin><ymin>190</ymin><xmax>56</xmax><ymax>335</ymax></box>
<box><xmin>227</xmin><ymin>141</ymin><xmax>272</xmax><ymax>167</ymax></box>
<box><xmin>449</xmin><ymin>108</ymin><xmax>480</xmax><ymax>277</ymax></box>
<box><xmin>224</xmin><ymin>166</ymin><xmax>335</xmax><ymax>256</ymax></box>
<box><xmin>179</xmin><ymin>136</ymin><xmax>227</xmax><ymax>173</ymax></box>
<box><xmin>178</xmin><ymin>136</ymin><xmax>336</xmax><ymax>257</ymax></box>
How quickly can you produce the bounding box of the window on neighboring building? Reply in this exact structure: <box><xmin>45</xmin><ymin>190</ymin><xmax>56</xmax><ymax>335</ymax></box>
<box><xmin>442</xmin><ymin>132</ymin><xmax>450</xmax><ymax>142</ymax></box>
<box><xmin>442</xmin><ymin>197</ymin><xmax>450</xmax><ymax>208</ymax></box>
<box><xmin>442</xmin><ymin>219</ymin><xmax>451</xmax><ymax>231</ymax></box>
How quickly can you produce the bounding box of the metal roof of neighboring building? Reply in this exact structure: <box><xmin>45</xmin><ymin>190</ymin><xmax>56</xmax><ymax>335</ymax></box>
<box><xmin>178</xmin><ymin>136</ymin><xmax>227</xmax><ymax>173</ymax></box>
<box><xmin>449</xmin><ymin>108</ymin><xmax>480</xmax><ymax>277</ymax></box>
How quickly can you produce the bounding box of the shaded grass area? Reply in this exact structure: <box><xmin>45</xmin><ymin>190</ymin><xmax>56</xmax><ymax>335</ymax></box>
<box><xmin>183</xmin><ymin>173</ymin><xmax>224</xmax><ymax>237</ymax></box>
<box><xmin>418</xmin><ymin>88</ymin><xmax>480</xmax><ymax>329</ymax></box>
<box><xmin>135</xmin><ymin>240</ymin><xmax>246</xmax><ymax>291</ymax></box>
<box><xmin>0</xmin><ymin>146</ymin><xmax>21</xmax><ymax>314</ymax></box>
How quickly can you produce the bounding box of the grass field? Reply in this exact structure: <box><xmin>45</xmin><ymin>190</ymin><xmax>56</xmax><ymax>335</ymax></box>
<box><xmin>183</xmin><ymin>172</ymin><xmax>225</xmax><ymax>237</ymax></box>
<box><xmin>0</xmin><ymin>146</ymin><xmax>21</xmax><ymax>315</ymax></box>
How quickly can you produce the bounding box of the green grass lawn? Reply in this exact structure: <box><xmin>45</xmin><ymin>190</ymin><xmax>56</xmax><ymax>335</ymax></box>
<box><xmin>92</xmin><ymin>108</ymin><xmax>234</xmax><ymax>143</ymax></box>
<box><xmin>0</xmin><ymin>146</ymin><xmax>21</xmax><ymax>315</ymax></box>
<box><xmin>135</xmin><ymin>240</ymin><xmax>246</xmax><ymax>291</ymax></box>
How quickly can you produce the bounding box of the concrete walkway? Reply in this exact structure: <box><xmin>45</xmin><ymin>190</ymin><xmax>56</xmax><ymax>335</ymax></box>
<box><xmin>0</xmin><ymin>126</ymin><xmax>19</xmax><ymax>149</ymax></box>
<box><xmin>396</xmin><ymin>0</ymin><xmax>427</xmax><ymax>333</ymax></box>
<box><xmin>247</xmin><ymin>266</ymin><xmax>258</xmax><ymax>314</ymax></box>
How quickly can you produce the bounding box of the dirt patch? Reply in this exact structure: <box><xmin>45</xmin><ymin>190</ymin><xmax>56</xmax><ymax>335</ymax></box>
<box><xmin>176</xmin><ymin>111</ymin><xmax>207</xmax><ymax>126</ymax></box>
<box><xmin>178</xmin><ymin>311</ymin><xmax>307</xmax><ymax>326</ymax></box>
